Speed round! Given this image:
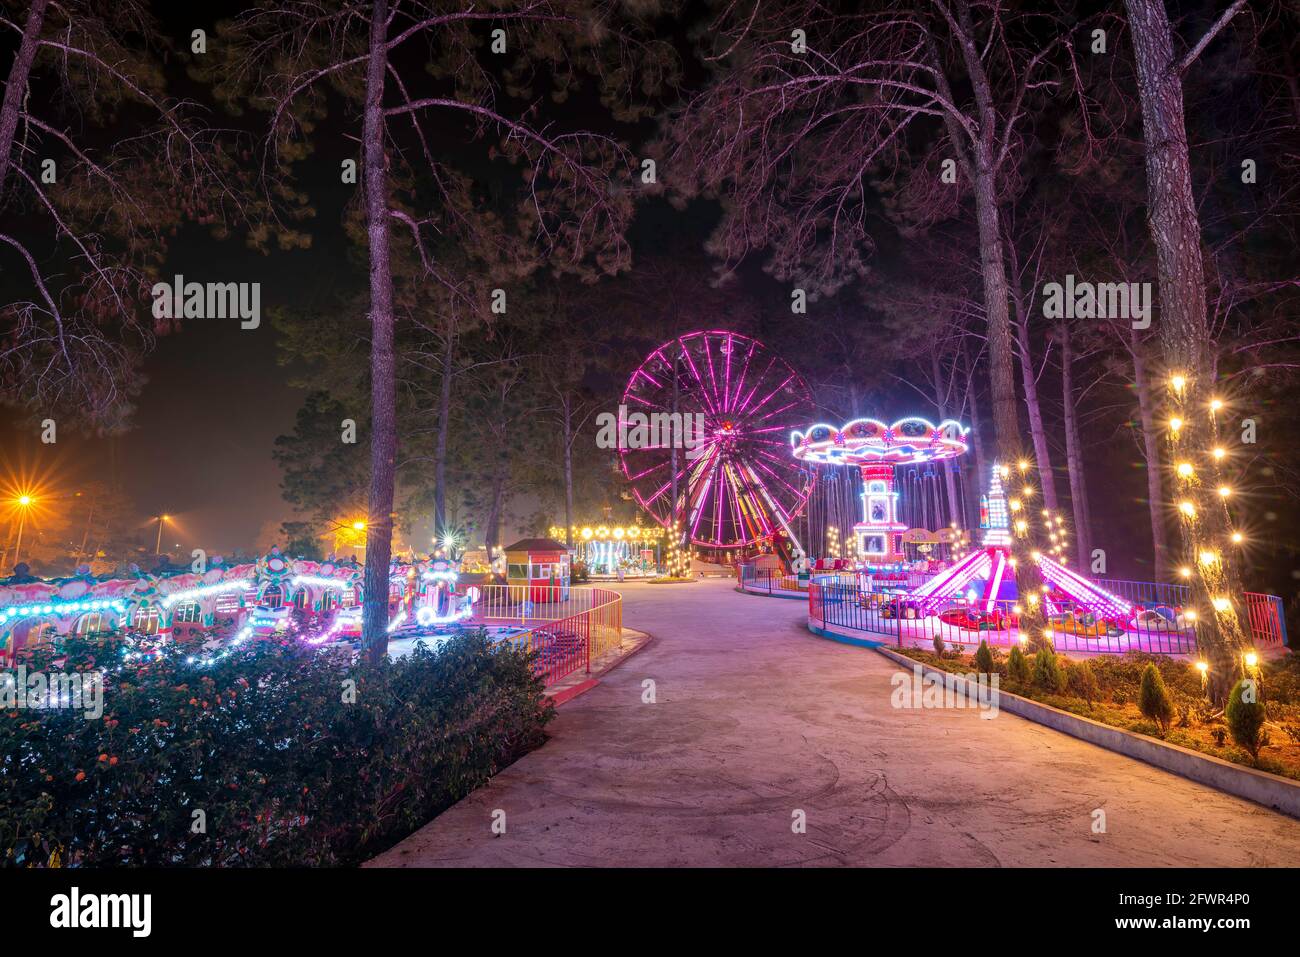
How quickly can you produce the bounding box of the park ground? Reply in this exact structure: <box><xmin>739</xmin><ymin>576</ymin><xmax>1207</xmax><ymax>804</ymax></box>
<box><xmin>370</xmin><ymin>578</ymin><xmax>1300</xmax><ymax>867</ymax></box>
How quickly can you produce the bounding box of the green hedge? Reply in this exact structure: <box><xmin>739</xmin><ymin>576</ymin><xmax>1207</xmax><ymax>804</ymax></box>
<box><xmin>1</xmin><ymin>627</ymin><xmax>554</xmax><ymax>867</ymax></box>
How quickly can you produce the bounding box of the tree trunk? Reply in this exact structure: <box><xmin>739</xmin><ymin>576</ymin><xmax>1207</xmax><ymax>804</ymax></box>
<box><xmin>1131</xmin><ymin>331</ymin><xmax>1170</xmax><ymax>580</ymax></box>
<box><xmin>360</xmin><ymin>0</ymin><xmax>396</xmax><ymax>666</ymax></box>
<box><xmin>971</xmin><ymin>159</ymin><xmax>1046</xmax><ymax>635</ymax></box>
<box><xmin>434</xmin><ymin>329</ymin><xmax>454</xmax><ymax>543</ymax></box>
<box><xmin>1013</xmin><ymin>310</ymin><xmax>1061</xmax><ymax>513</ymax></box>
<box><xmin>484</xmin><ymin>473</ymin><xmax>505</xmax><ymax>551</ymax></box>
<box><xmin>965</xmin><ymin>376</ymin><xmax>989</xmax><ymax>528</ymax></box>
<box><xmin>562</xmin><ymin>396</ymin><xmax>575</xmax><ymax>549</ymax></box>
<box><xmin>1126</xmin><ymin>0</ymin><xmax>1249</xmax><ymax>701</ymax></box>
<box><xmin>0</xmin><ymin>0</ymin><xmax>48</xmax><ymax>194</ymax></box>
<box><xmin>1058</xmin><ymin>322</ymin><xmax>1092</xmax><ymax>570</ymax></box>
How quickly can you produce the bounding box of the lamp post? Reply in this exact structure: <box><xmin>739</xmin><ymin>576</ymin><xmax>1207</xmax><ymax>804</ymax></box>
<box><xmin>155</xmin><ymin>514</ymin><xmax>170</xmax><ymax>555</ymax></box>
<box><xmin>4</xmin><ymin>495</ymin><xmax>34</xmax><ymax>569</ymax></box>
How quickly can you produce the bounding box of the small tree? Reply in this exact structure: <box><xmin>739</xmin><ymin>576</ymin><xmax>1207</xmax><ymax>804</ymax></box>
<box><xmin>1033</xmin><ymin>645</ymin><xmax>1067</xmax><ymax>694</ymax></box>
<box><xmin>1068</xmin><ymin>658</ymin><xmax>1100</xmax><ymax>707</ymax></box>
<box><xmin>1008</xmin><ymin>645</ymin><xmax>1030</xmax><ymax>684</ymax></box>
<box><xmin>1225</xmin><ymin>678</ymin><xmax>1267</xmax><ymax>763</ymax></box>
<box><xmin>932</xmin><ymin>634</ymin><xmax>946</xmax><ymax>657</ymax></box>
<box><xmin>974</xmin><ymin>639</ymin><xmax>995</xmax><ymax>675</ymax></box>
<box><xmin>1138</xmin><ymin>663</ymin><xmax>1175</xmax><ymax>734</ymax></box>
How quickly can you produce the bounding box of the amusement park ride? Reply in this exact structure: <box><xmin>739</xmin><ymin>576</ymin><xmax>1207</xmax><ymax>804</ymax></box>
<box><xmin>908</xmin><ymin>463</ymin><xmax>1131</xmax><ymax>618</ymax></box>
<box><xmin>787</xmin><ymin>413</ymin><xmax>1134</xmax><ymax>622</ymax></box>
<box><xmin>791</xmin><ymin>416</ymin><xmax>970</xmax><ymax>563</ymax></box>
<box><xmin>620</xmin><ymin>331</ymin><xmax>815</xmax><ymax>566</ymax></box>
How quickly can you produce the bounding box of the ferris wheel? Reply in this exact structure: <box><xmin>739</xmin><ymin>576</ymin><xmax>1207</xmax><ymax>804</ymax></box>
<box><xmin>620</xmin><ymin>331</ymin><xmax>815</xmax><ymax>550</ymax></box>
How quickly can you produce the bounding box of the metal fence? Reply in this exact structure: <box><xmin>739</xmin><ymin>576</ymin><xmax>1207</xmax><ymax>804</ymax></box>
<box><xmin>808</xmin><ymin>578</ymin><xmax>1288</xmax><ymax>656</ymax></box>
<box><xmin>477</xmin><ymin>585</ymin><xmax>623</xmax><ymax>684</ymax></box>
<box><xmin>736</xmin><ymin>565</ymin><xmax>807</xmax><ymax>595</ymax></box>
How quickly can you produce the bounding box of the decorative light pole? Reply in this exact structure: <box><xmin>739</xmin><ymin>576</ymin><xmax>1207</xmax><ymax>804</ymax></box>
<box><xmin>154</xmin><ymin>514</ymin><xmax>170</xmax><ymax>555</ymax></box>
<box><xmin>6</xmin><ymin>494</ymin><xmax>34</xmax><ymax>568</ymax></box>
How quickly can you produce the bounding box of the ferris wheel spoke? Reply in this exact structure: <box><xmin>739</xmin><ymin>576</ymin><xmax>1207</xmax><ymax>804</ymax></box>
<box><xmin>748</xmin><ymin>391</ymin><xmax>803</xmax><ymax>426</ymax></box>
<box><xmin>675</xmin><ymin>340</ymin><xmax>719</xmax><ymax>418</ymax></box>
<box><xmin>734</xmin><ymin>355</ymin><xmax>778</xmax><ymax>414</ymax></box>
<box><xmin>726</xmin><ymin>337</ymin><xmax>757</xmax><ymax>414</ymax></box>
<box><xmin>631</xmin><ymin>365</ymin><xmax>665</xmax><ymax>391</ymax></box>
<box><xmin>751</xmin><ymin>452</ymin><xmax>812</xmax><ymax>503</ymax></box>
<box><xmin>702</xmin><ymin>336</ymin><xmax>722</xmax><ymax>411</ymax></box>
<box><xmin>622</xmin><ymin>455</ymin><xmax>669</xmax><ymax>483</ymax></box>
<box><xmin>721</xmin><ymin>333</ymin><xmax>736</xmax><ymax>416</ymax></box>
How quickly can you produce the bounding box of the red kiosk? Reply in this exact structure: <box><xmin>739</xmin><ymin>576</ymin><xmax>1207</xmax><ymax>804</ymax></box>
<box><xmin>504</xmin><ymin>538</ymin><xmax>571</xmax><ymax>603</ymax></box>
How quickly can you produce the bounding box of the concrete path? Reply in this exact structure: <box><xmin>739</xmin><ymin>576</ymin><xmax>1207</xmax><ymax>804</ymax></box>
<box><xmin>370</xmin><ymin>579</ymin><xmax>1300</xmax><ymax>867</ymax></box>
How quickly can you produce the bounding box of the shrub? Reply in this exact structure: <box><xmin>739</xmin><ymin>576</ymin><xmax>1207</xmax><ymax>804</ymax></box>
<box><xmin>1033</xmin><ymin>645</ymin><xmax>1067</xmax><ymax>694</ymax></box>
<box><xmin>1138</xmin><ymin>662</ymin><xmax>1175</xmax><ymax>734</ymax></box>
<box><xmin>0</xmin><ymin>627</ymin><xmax>553</xmax><ymax>867</ymax></box>
<box><xmin>1007</xmin><ymin>645</ymin><xmax>1030</xmax><ymax>684</ymax></box>
<box><xmin>1068</xmin><ymin>658</ymin><xmax>1100</xmax><ymax>706</ymax></box>
<box><xmin>974</xmin><ymin>640</ymin><xmax>995</xmax><ymax>675</ymax></box>
<box><xmin>1225</xmin><ymin>678</ymin><xmax>1267</xmax><ymax>763</ymax></box>
<box><xmin>932</xmin><ymin>634</ymin><xmax>945</xmax><ymax>656</ymax></box>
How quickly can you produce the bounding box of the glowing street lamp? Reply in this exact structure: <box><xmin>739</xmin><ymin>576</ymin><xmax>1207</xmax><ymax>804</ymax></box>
<box><xmin>154</xmin><ymin>514</ymin><xmax>171</xmax><ymax>555</ymax></box>
<box><xmin>7</xmin><ymin>493</ymin><xmax>35</xmax><ymax>567</ymax></box>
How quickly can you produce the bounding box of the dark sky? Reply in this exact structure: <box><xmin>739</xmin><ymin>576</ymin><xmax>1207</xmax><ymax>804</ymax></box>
<box><xmin>1</xmin><ymin>0</ymin><xmax>697</xmax><ymax>557</ymax></box>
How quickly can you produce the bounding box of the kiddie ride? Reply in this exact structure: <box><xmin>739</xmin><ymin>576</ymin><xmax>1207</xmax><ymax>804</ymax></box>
<box><xmin>884</xmin><ymin>464</ymin><xmax>1192</xmax><ymax>639</ymax></box>
<box><xmin>788</xmin><ymin>413</ymin><xmax>1192</xmax><ymax>641</ymax></box>
<box><xmin>252</xmin><ymin>560</ymin><xmax>481</xmax><ymax>647</ymax></box>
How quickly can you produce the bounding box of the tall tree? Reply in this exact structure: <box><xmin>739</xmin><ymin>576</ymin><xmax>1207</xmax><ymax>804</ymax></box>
<box><xmin>216</xmin><ymin>0</ymin><xmax>659</xmax><ymax>662</ymax></box>
<box><xmin>670</xmin><ymin>1</ymin><xmax>1099</xmax><ymax>632</ymax></box>
<box><xmin>0</xmin><ymin>0</ymin><xmax>249</xmax><ymax>430</ymax></box>
<box><xmin>1123</xmin><ymin>0</ymin><xmax>1251</xmax><ymax>697</ymax></box>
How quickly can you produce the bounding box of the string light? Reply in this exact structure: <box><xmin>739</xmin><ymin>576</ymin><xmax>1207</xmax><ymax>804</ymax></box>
<box><xmin>1176</xmin><ymin>462</ymin><xmax>1194</xmax><ymax>478</ymax></box>
<box><xmin>1179</xmin><ymin>501</ymin><xmax>1196</xmax><ymax>518</ymax></box>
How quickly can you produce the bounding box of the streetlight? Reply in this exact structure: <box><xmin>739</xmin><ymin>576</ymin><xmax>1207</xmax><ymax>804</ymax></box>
<box><xmin>6</xmin><ymin>494</ymin><xmax>35</xmax><ymax>568</ymax></box>
<box><xmin>155</xmin><ymin>514</ymin><xmax>171</xmax><ymax>555</ymax></box>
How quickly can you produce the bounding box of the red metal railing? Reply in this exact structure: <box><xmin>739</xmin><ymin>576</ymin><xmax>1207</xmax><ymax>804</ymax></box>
<box><xmin>808</xmin><ymin>577</ymin><xmax>1289</xmax><ymax>656</ymax></box>
<box><xmin>476</xmin><ymin>586</ymin><xmax>622</xmax><ymax>685</ymax></box>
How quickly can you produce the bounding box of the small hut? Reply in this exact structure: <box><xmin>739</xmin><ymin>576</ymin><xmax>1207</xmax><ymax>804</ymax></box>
<box><xmin>503</xmin><ymin>538</ymin><xmax>571</xmax><ymax>603</ymax></box>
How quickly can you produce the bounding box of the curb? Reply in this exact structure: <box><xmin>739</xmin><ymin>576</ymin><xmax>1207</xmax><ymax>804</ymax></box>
<box><xmin>807</xmin><ymin>621</ymin><xmax>885</xmax><ymax>648</ymax></box>
<box><xmin>734</xmin><ymin>585</ymin><xmax>807</xmax><ymax>601</ymax></box>
<box><xmin>873</xmin><ymin>644</ymin><xmax>1300</xmax><ymax>820</ymax></box>
<box><xmin>543</xmin><ymin>629</ymin><xmax>655</xmax><ymax>707</ymax></box>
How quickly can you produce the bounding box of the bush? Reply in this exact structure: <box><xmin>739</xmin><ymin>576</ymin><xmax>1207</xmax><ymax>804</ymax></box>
<box><xmin>0</xmin><ymin>627</ymin><xmax>553</xmax><ymax>867</ymax></box>
<box><xmin>1032</xmin><ymin>645</ymin><xmax>1067</xmax><ymax>694</ymax></box>
<box><xmin>1138</xmin><ymin>662</ymin><xmax>1175</xmax><ymax>734</ymax></box>
<box><xmin>1008</xmin><ymin>645</ymin><xmax>1030</xmax><ymax>684</ymax></box>
<box><xmin>1225</xmin><ymin>678</ymin><xmax>1267</xmax><ymax>763</ymax></box>
<box><xmin>974</xmin><ymin>640</ymin><xmax>995</xmax><ymax>675</ymax></box>
<box><xmin>1068</xmin><ymin>658</ymin><xmax>1100</xmax><ymax>706</ymax></box>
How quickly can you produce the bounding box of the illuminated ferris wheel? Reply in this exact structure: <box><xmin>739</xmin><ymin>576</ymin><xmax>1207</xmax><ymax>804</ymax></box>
<box><xmin>620</xmin><ymin>331</ymin><xmax>815</xmax><ymax>550</ymax></box>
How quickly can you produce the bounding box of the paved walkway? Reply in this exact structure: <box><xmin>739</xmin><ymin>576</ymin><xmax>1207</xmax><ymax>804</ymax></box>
<box><xmin>370</xmin><ymin>579</ymin><xmax>1300</xmax><ymax>867</ymax></box>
